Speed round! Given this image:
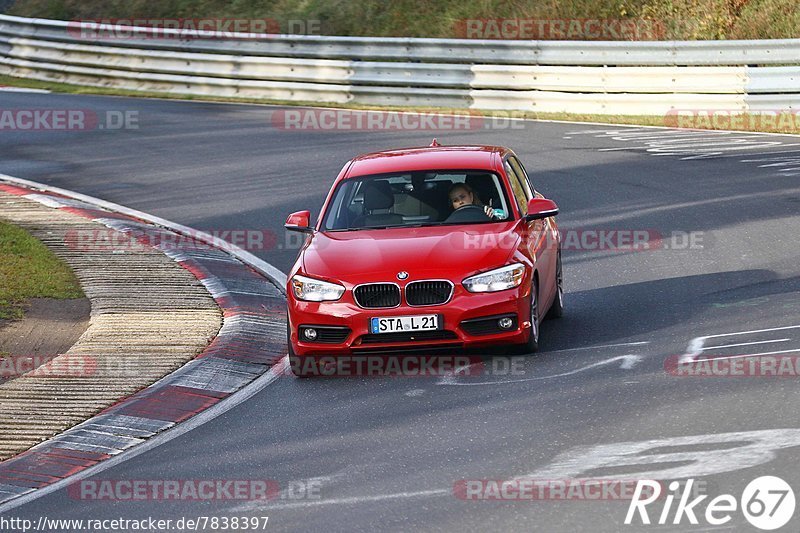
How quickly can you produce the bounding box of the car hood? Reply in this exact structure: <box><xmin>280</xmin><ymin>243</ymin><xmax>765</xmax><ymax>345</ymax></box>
<box><xmin>301</xmin><ymin>223</ymin><xmax>520</xmax><ymax>283</ymax></box>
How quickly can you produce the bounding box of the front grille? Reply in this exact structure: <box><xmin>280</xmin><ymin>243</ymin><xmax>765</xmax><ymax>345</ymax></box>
<box><xmin>360</xmin><ymin>330</ymin><xmax>458</xmax><ymax>344</ymax></box>
<box><xmin>299</xmin><ymin>325</ymin><xmax>351</xmax><ymax>344</ymax></box>
<box><xmin>405</xmin><ymin>280</ymin><xmax>453</xmax><ymax>306</ymax></box>
<box><xmin>461</xmin><ymin>314</ymin><xmax>518</xmax><ymax>336</ymax></box>
<box><xmin>354</xmin><ymin>283</ymin><xmax>400</xmax><ymax>308</ymax></box>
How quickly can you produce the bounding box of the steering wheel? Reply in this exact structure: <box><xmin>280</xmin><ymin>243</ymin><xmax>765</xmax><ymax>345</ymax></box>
<box><xmin>445</xmin><ymin>204</ymin><xmax>491</xmax><ymax>223</ymax></box>
<box><xmin>453</xmin><ymin>204</ymin><xmax>484</xmax><ymax>213</ymax></box>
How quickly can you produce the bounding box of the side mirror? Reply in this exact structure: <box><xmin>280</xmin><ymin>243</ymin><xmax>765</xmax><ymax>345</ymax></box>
<box><xmin>285</xmin><ymin>210</ymin><xmax>313</xmax><ymax>233</ymax></box>
<box><xmin>525</xmin><ymin>198</ymin><xmax>559</xmax><ymax>221</ymax></box>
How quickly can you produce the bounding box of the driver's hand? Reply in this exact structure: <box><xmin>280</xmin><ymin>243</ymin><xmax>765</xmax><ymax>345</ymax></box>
<box><xmin>484</xmin><ymin>206</ymin><xmax>495</xmax><ymax>218</ymax></box>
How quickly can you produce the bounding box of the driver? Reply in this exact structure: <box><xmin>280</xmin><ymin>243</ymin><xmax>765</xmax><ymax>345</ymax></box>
<box><xmin>448</xmin><ymin>183</ymin><xmax>498</xmax><ymax>219</ymax></box>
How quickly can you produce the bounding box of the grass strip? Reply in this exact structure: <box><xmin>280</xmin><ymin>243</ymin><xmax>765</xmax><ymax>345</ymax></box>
<box><xmin>8</xmin><ymin>0</ymin><xmax>800</xmax><ymax>40</ymax></box>
<box><xmin>0</xmin><ymin>220</ymin><xmax>84</xmax><ymax>320</ymax></box>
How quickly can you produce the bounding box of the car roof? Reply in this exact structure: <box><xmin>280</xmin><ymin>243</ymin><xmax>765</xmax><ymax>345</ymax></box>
<box><xmin>346</xmin><ymin>145</ymin><xmax>509</xmax><ymax>178</ymax></box>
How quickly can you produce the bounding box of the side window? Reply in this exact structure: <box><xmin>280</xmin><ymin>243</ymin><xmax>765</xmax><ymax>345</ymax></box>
<box><xmin>504</xmin><ymin>161</ymin><xmax>529</xmax><ymax>216</ymax></box>
<box><xmin>508</xmin><ymin>156</ymin><xmax>536</xmax><ymax>197</ymax></box>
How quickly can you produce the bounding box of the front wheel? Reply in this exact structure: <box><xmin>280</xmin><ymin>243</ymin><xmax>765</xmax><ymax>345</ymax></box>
<box><xmin>514</xmin><ymin>277</ymin><xmax>540</xmax><ymax>354</ymax></box>
<box><xmin>546</xmin><ymin>252</ymin><xmax>564</xmax><ymax>320</ymax></box>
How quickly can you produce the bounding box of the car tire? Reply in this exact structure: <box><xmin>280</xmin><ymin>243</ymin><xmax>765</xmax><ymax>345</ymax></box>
<box><xmin>546</xmin><ymin>251</ymin><xmax>564</xmax><ymax>320</ymax></box>
<box><xmin>514</xmin><ymin>276</ymin><xmax>540</xmax><ymax>354</ymax></box>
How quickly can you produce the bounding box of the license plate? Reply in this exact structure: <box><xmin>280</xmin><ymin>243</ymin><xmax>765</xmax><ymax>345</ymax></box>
<box><xmin>370</xmin><ymin>315</ymin><xmax>439</xmax><ymax>334</ymax></box>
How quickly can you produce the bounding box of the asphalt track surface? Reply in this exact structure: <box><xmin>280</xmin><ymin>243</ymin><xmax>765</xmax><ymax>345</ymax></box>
<box><xmin>3</xmin><ymin>92</ymin><xmax>800</xmax><ymax>531</ymax></box>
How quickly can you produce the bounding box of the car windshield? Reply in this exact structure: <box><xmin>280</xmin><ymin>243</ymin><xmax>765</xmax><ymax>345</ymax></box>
<box><xmin>321</xmin><ymin>171</ymin><xmax>512</xmax><ymax>231</ymax></box>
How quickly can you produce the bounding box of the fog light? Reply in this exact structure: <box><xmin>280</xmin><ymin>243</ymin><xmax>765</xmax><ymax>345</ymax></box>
<box><xmin>498</xmin><ymin>317</ymin><xmax>514</xmax><ymax>330</ymax></box>
<box><xmin>303</xmin><ymin>328</ymin><xmax>318</xmax><ymax>341</ymax></box>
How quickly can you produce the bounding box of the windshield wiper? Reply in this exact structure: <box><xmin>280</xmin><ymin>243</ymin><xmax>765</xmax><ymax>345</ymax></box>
<box><xmin>328</xmin><ymin>226</ymin><xmax>389</xmax><ymax>232</ymax></box>
<box><xmin>328</xmin><ymin>220</ymin><xmax>500</xmax><ymax>232</ymax></box>
<box><xmin>328</xmin><ymin>224</ymin><xmax>431</xmax><ymax>232</ymax></box>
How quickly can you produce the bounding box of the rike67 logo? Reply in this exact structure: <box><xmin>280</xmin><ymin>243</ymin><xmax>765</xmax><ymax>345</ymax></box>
<box><xmin>626</xmin><ymin>476</ymin><xmax>795</xmax><ymax>530</ymax></box>
<box><xmin>524</xmin><ymin>428</ymin><xmax>799</xmax><ymax>530</ymax></box>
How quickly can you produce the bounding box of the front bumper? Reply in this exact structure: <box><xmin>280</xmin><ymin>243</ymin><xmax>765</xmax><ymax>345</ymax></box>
<box><xmin>288</xmin><ymin>285</ymin><xmax>532</xmax><ymax>356</ymax></box>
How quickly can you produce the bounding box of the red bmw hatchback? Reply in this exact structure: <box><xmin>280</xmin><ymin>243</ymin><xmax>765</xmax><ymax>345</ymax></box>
<box><xmin>285</xmin><ymin>143</ymin><xmax>563</xmax><ymax>375</ymax></box>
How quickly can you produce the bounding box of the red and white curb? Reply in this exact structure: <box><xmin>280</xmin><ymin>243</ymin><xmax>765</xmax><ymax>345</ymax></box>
<box><xmin>0</xmin><ymin>177</ymin><xmax>288</xmax><ymax>508</ymax></box>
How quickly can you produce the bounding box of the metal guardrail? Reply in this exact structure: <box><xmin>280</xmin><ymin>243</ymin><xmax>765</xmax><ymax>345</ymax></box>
<box><xmin>3</xmin><ymin>14</ymin><xmax>800</xmax><ymax>66</ymax></box>
<box><xmin>0</xmin><ymin>14</ymin><xmax>798</xmax><ymax>115</ymax></box>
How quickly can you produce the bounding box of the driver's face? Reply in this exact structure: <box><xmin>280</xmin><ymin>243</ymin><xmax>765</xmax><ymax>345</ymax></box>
<box><xmin>450</xmin><ymin>189</ymin><xmax>473</xmax><ymax>210</ymax></box>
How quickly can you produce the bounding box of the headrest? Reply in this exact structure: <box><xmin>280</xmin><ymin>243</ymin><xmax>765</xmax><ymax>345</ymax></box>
<box><xmin>465</xmin><ymin>174</ymin><xmax>494</xmax><ymax>203</ymax></box>
<box><xmin>363</xmin><ymin>180</ymin><xmax>394</xmax><ymax>211</ymax></box>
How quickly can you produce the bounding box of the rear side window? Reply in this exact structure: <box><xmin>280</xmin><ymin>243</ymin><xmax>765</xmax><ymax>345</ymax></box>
<box><xmin>504</xmin><ymin>161</ymin><xmax>530</xmax><ymax>216</ymax></box>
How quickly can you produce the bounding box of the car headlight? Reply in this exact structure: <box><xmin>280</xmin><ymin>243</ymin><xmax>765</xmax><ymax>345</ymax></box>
<box><xmin>291</xmin><ymin>274</ymin><xmax>345</xmax><ymax>302</ymax></box>
<box><xmin>463</xmin><ymin>263</ymin><xmax>526</xmax><ymax>293</ymax></box>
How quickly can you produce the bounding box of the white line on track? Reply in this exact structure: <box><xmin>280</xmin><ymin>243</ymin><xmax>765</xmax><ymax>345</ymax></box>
<box><xmin>544</xmin><ymin>341</ymin><xmax>649</xmax><ymax>354</ymax></box>
<box><xmin>232</xmin><ymin>488</ymin><xmax>449</xmax><ymax>512</ymax></box>
<box><xmin>651</xmin><ymin>524</ymin><xmax>736</xmax><ymax>533</ymax></box>
<box><xmin>703</xmin><ymin>338</ymin><xmax>791</xmax><ymax>351</ymax></box>
<box><xmin>437</xmin><ymin>355</ymin><xmax>642</xmax><ymax>386</ymax></box>
<box><xmin>709</xmin><ymin>348</ymin><xmax>800</xmax><ymax>361</ymax></box>
<box><xmin>574</xmin><ymin>187</ymin><xmax>800</xmax><ymax>226</ymax></box>
<box><xmin>701</xmin><ymin>324</ymin><xmax>800</xmax><ymax>340</ymax></box>
<box><xmin>596</xmin><ymin>139</ymin><xmax>791</xmax><ymax>152</ymax></box>
<box><xmin>680</xmin><ymin>325</ymin><xmax>800</xmax><ymax>363</ymax></box>
<box><xmin>11</xmin><ymin>87</ymin><xmax>800</xmax><ymax>141</ymax></box>
<box><xmin>8</xmin><ymin>87</ymin><xmax>800</xmax><ymax>145</ymax></box>
<box><xmin>723</xmin><ymin>148</ymin><xmax>800</xmax><ymax>158</ymax></box>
